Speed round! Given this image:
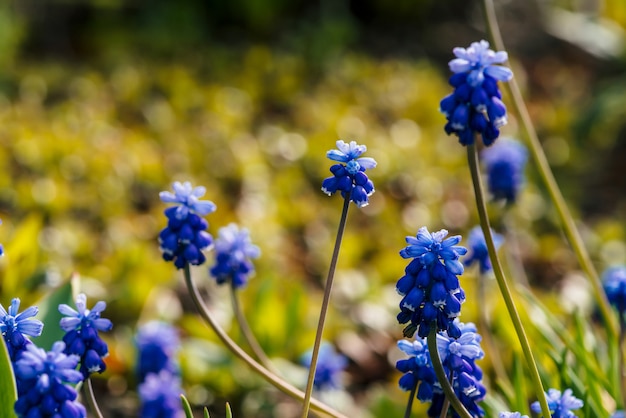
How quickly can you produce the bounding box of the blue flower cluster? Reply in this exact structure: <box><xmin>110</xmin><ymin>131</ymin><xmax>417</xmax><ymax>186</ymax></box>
<box><xmin>464</xmin><ymin>226</ymin><xmax>504</xmax><ymax>274</ymax></box>
<box><xmin>0</xmin><ymin>298</ymin><xmax>43</xmax><ymax>361</ymax></box>
<box><xmin>210</xmin><ymin>223</ymin><xmax>261</xmax><ymax>289</ymax></box>
<box><xmin>440</xmin><ymin>40</ymin><xmax>513</xmax><ymax>146</ymax></box>
<box><xmin>136</xmin><ymin>321</ymin><xmax>183</xmax><ymax>418</ymax></box>
<box><xmin>530</xmin><ymin>388</ymin><xmax>583</xmax><ymax>418</ymax></box>
<box><xmin>159</xmin><ymin>181</ymin><xmax>216</xmax><ymax>269</ymax></box>
<box><xmin>602</xmin><ymin>266</ymin><xmax>626</xmax><ymax>320</ymax></box>
<box><xmin>396</xmin><ymin>321</ymin><xmax>486</xmax><ymax>417</ymax></box>
<box><xmin>481</xmin><ymin>138</ymin><xmax>528</xmax><ymax>203</ymax></box>
<box><xmin>14</xmin><ymin>342</ymin><xmax>86</xmax><ymax>418</ymax></box>
<box><xmin>499</xmin><ymin>413</ymin><xmax>528</xmax><ymax>418</ymax></box>
<box><xmin>59</xmin><ymin>293</ymin><xmax>113</xmax><ymax>379</ymax></box>
<box><xmin>301</xmin><ymin>343</ymin><xmax>348</xmax><ymax>391</ymax></box>
<box><xmin>396</xmin><ymin>227</ymin><xmax>467</xmax><ymax>338</ymax></box>
<box><xmin>321</xmin><ymin>140</ymin><xmax>377</xmax><ymax>207</ymax></box>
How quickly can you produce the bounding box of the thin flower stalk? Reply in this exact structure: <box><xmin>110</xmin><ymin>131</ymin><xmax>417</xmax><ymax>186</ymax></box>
<box><xmin>182</xmin><ymin>264</ymin><xmax>346</xmax><ymax>418</ymax></box>
<box><xmin>467</xmin><ymin>143</ymin><xmax>551</xmax><ymax>418</ymax></box>
<box><xmin>301</xmin><ymin>196</ymin><xmax>351</xmax><ymax>418</ymax></box>
<box><xmin>403</xmin><ymin>384</ymin><xmax>417</xmax><ymax>418</ymax></box>
<box><xmin>84</xmin><ymin>378</ymin><xmax>104</xmax><ymax>418</ymax></box>
<box><xmin>480</xmin><ymin>0</ymin><xmax>619</xmax><ymax>338</ymax></box>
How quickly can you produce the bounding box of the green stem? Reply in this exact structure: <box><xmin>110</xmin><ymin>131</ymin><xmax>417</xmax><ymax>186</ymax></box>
<box><xmin>467</xmin><ymin>144</ymin><xmax>551</xmax><ymax>418</ymax></box>
<box><xmin>230</xmin><ymin>282</ymin><xmax>278</xmax><ymax>374</ymax></box>
<box><xmin>426</xmin><ymin>326</ymin><xmax>473</xmax><ymax>418</ymax></box>
<box><xmin>403</xmin><ymin>383</ymin><xmax>417</xmax><ymax>418</ymax></box>
<box><xmin>301</xmin><ymin>196</ymin><xmax>351</xmax><ymax>418</ymax></box>
<box><xmin>619</xmin><ymin>319</ymin><xmax>626</xmax><ymax>410</ymax></box>
<box><xmin>480</xmin><ymin>0</ymin><xmax>619</xmax><ymax>339</ymax></box>
<box><xmin>182</xmin><ymin>264</ymin><xmax>347</xmax><ymax>418</ymax></box>
<box><xmin>83</xmin><ymin>378</ymin><xmax>104</xmax><ymax>418</ymax></box>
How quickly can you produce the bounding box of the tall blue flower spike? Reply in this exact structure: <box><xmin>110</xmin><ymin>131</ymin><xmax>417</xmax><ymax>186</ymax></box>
<box><xmin>159</xmin><ymin>181</ymin><xmax>216</xmax><ymax>269</ymax></box>
<box><xmin>136</xmin><ymin>321</ymin><xmax>180</xmax><ymax>382</ymax></box>
<box><xmin>440</xmin><ymin>40</ymin><xmax>513</xmax><ymax>146</ymax></box>
<box><xmin>481</xmin><ymin>138</ymin><xmax>528</xmax><ymax>203</ymax></box>
<box><xmin>321</xmin><ymin>140</ymin><xmax>377</xmax><ymax>207</ymax></box>
<box><xmin>59</xmin><ymin>293</ymin><xmax>113</xmax><ymax>379</ymax></box>
<box><xmin>530</xmin><ymin>388</ymin><xmax>583</xmax><ymax>418</ymax></box>
<box><xmin>464</xmin><ymin>226</ymin><xmax>504</xmax><ymax>274</ymax></box>
<box><xmin>14</xmin><ymin>341</ymin><xmax>86</xmax><ymax>418</ymax></box>
<box><xmin>0</xmin><ymin>298</ymin><xmax>43</xmax><ymax>361</ymax></box>
<box><xmin>301</xmin><ymin>343</ymin><xmax>348</xmax><ymax>391</ymax></box>
<box><xmin>396</xmin><ymin>227</ymin><xmax>468</xmax><ymax>338</ymax></box>
<box><xmin>602</xmin><ymin>266</ymin><xmax>626</xmax><ymax>320</ymax></box>
<box><xmin>210</xmin><ymin>223</ymin><xmax>261</xmax><ymax>289</ymax></box>
<box><xmin>139</xmin><ymin>370</ymin><xmax>184</xmax><ymax>418</ymax></box>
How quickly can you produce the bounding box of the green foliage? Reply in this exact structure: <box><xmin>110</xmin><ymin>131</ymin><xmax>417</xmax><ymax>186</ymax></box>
<box><xmin>0</xmin><ymin>336</ymin><xmax>17</xmax><ymax>418</ymax></box>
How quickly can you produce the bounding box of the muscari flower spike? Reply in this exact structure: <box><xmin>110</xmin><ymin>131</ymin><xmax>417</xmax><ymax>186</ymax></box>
<box><xmin>481</xmin><ymin>138</ymin><xmax>528</xmax><ymax>203</ymax></box>
<box><xmin>463</xmin><ymin>226</ymin><xmax>504</xmax><ymax>274</ymax></box>
<box><xmin>210</xmin><ymin>223</ymin><xmax>261</xmax><ymax>289</ymax></box>
<box><xmin>59</xmin><ymin>293</ymin><xmax>113</xmax><ymax>379</ymax></box>
<box><xmin>0</xmin><ymin>298</ymin><xmax>43</xmax><ymax>362</ymax></box>
<box><xmin>321</xmin><ymin>140</ymin><xmax>377</xmax><ymax>207</ymax></box>
<box><xmin>530</xmin><ymin>388</ymin><xmax>583</xmax><ymax>418</ymax></box>
<box><xmin>139</xmin><ymin>370</ymin><xmax>184</xmax><ymax>418</ymax></box>
<box><xmin>602</xmin><ymin>266</ymin><xmax>626</xmax><ymax>320</ymax></box>
<box><xmin>14</xmin><ymin>341</ymin><xmax>86</xmax><ymax>418</ymax></box>
<box><xmin>396</xmin><ymin>226</ymin><xmax>468</xmax><ymax>339</ymax></box>
<box><xmin>136</xmin><ymin>321</ymin><xmax>180</xmax><ymax>382</ymax></box>
<box><xmin>499</xmin><ymin>413</ymin><xmax>528</xmax><ymax>418</ymax></box>
<box><xmin>301</xmin><ymin>343</ymin><xmax>348</xmax><ymax>391</ymax></box>
<box><xmin>159</xmin><ymin>181</ymin><xmax>216</xmax><ymax>269</ymax></box>
<box><xmin>440</xmin><ymin>40</ymin><xmax>513</xmax><ymax>146</ymax></box>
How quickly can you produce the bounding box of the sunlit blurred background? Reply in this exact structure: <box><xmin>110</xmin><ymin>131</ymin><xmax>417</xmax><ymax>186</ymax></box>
<box><xmin>2</xmin><ymin>0</ymin><xmax>626</xmax><ymax>416</ymax></box>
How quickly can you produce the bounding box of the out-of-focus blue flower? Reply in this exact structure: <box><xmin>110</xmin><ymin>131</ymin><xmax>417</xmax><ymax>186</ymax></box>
<box><xmin>321</xmin><ymin>140</ymin><xmax>377</xmax><ymax>207</ymax></box>
<box><xmin>531</xmin><ymin>388</ymin><xmax>583</xmax><ymax>418</ymax></box>
<box><xmin>395</xmin><ymin>338</ymin><xmax>437</xmax><ymax>402</ymax></box>
<box><xmin>0</xmin><ymin>298</ymin><xmax>43</xmax><ymax>361</ymax></box>
<box><xmin>603</xmin><ymin>266</ymin><xmax>626</xmax><ymax>319</ymax></box>
<box><xmin>396</xmin><ymin>227</ymin><xmax>468</xmax><ymax>338</ymax></box>
<box><xmin>159</xmin><ymin>182</ymin><xmax>215</xmax><ymax>269</ymax></box>
<box><xmin>440</xmin><ymin>40</ymin><xmax>513</xmax><ymax>147</ymax></box>
<box><xmin>301</xmin><ymin>343</ymin><xmax>348</xmax><ymax>391</ymax></box>
<box><xmin>611</xmin><ymin>411</ymin><xmax>626</xmax><ymax>418</ymax></box>
<box><xmin>59</xmin><ymin>293</ymin><xmax>112</xmax><ymax>379</ymax></box>
<box><xmin>499</xmin><ymin>413</ymin><xmax>528</xmax><ymax>418</ymax></box>
<box><xmin>481</xmin><ymin>138</ymin><xmax>528</xmax><ymax>203</ymax></box>
<box><xmin>14</xmin><ymin>341</ymin><xmax>86</xmax><ymax>418</ymax></box>
<box><xmin>136</xmin><ymin>321</ymin><xmax>180</xmax><ymax>382</ymax></box>
<box><xmin>463</xmin><ymin>226</ymin><xmax>504</xmax><ymax>274</ymax></box>
<box><xmin>139</xmin><ymin>371</ymin><xmax>184</xmax><ymax>418</ymax></box>
<box><xmin>209</xmin><ymin>223</ymin><xmax>261</xmax><ymax>289</ymax></box>
<box><xmin>0</xmin><ymin>219</ymin><xmax>4</xmax><ymax>257</ymax></box>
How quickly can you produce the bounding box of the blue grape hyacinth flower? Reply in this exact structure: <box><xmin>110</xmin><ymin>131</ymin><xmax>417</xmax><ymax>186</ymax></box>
<box><xmin>139</xmin><ymin>370</ymin><xmax>184</xmax><ymax>418</ymax></box>
<box><xmin>301</xmin><ymin>343</ymin><xmax>348</xmax><ymax>391</ymax></box>
<box><xmin>603</xmin><ymin>266</ymin><xmax>626</xmax><ymax>320</ymax></box>
<box><xmin>0</xmin><ymin>298</ymin><xmax>43</xmax><ymax>361</ymax></box>
<box><xmin>499</xmin><ymin>413</ymin><xmax>528</xmax><ymax>418</ymax></box>
<box><xmin>396</xmin><ymin>227</ymin><xmax>468</xmax><ymax>338</ymax></box>
<box><xmin>14</xmin><ymin>341</ymin><xmax>86</xmax><ymax>418</ymax></box>
<box><xmin>531</xmin><ymin>388</ymin><xmax>583</xmax><ymax>418</ymax></box>
<box><xmin>136</xmin><ymin>321</ymin><xmax>180</xmax><ymax>382</ymax></box>
<box><xmin>464</xmin><ymin>226</ymin><xmax>504</xmax><ymax>274</ymax></box>
<box><xmin>440</xmin><ymin>40</ymin><xmax>513</xmax><ymax>146</ymax></box>
<box><xmin>395</xmin><ymin>338</ymin><xmax>437</xmax><ymax>403</ymax></box>
<box><xmin>59</xmin><ymin>293</ymin><xmax>113</xmax><ymax>379</ymax></box>
<box><xmin>321</xmin><ymin>140</ymin><xmax>377</xmax><ymax>207</ymax></box>
<box><xmin>481</xmin><ymin>138</ymin><xmax>528</xmax><ymax>203</ymax></box>
<box><xmin>210</xmin><ymin>223</ymin><xmax>261</xmax><ymax>289</ymax></box>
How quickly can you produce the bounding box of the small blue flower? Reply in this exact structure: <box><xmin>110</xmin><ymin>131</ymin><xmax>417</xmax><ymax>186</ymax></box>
<box><xmin>463</xmin><ymin>226</ymin><xmax>504</xmax><ymax>274</ymax></box>
<box><xmin>499</xmin><ymin>413</ymin><xmax>528</xmax><ymax>418</ymax></box>
<box><xmin>395</xmin><ymin>338</ymin><xmax>437</xmax><ymax>402</ymax></box>
<box><xmin>481</xmin><ymin>138</ymin><xmax>528</xmax><ymax>203</ymax></box>
<box><xmin>139</xmin><ymin>371</ymin><xmax>184</xmax><ymax>418</ymax></box>
<box><xmin>14</xmin><ymin>341</ymin><xmax>86</xmax><ymax>418</ymax></box>
<box><xmin>210</xmin><ymin>223</ymin><xmax>261</xmax><ymax>289</ymax></box>
<box><xmin>136</xmin><ymin>321</ymin><xmax>180</xmax><ymax>382</ymax></box>
<box><xmin>611</xmin><ymin>411</ymin><xmax>626</xmax><ymax>418</ymax></box>
<box><xmin>531</xmin><ymin>388</ymin><xmax>583</xmax><ymax>418</ymax></box>
<box><xmin>322</xmin><ymin>140</ymin><xmax>377</xmax><ymax>207</ymax></box>
<box><xmin>441</xmin><ymin>40</ymin><xmax>513</xmax><ymax>147</ymax></box>
<box><xmin>396</xmin><ymin>227</ymin><xmax>467</xmax><ymax>338</ymax></box>
<box><xmin>301</xmin><ymin>343</ymin><xmax>348</xmax><ymax>391</ymax></box>
<box><xmin>603</xmin><ymin>266</ymin><xmax>626</xmax><ymax>319</ymax></box>
<box><xmin>159</xmin><ymin>182</ymin><xmax>215</xmax><ymax>269</ymax></box>
<box><xmin>0</xmin><ymin>298</ymin><xmax>43</xmax><ymax>361</ymax></box>
<box><xmin>59</xmin><ymin>293</ymin><xmax>113</xmax><ymax>379</ymax></box>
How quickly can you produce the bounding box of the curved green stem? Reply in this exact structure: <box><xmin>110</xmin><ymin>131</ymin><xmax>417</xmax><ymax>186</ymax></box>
<box><xmin>467</xmin><ymin>144</ymin><xmax>551</xmax><ymax>418</ymax></box>
<box><xmin>619</xmin><ymin>319</ymin><xmax>626</xmax><ymax>410</ymax></box>
<box><xmin>426</xmin><ymin>326</ymin><xmax>473</xmax><ymax>418</ymax></box>
<box><xmin>480</xmin><ymin>0</ymin><xmax>619</xmax><ymax>339</ymax></box>
<box><xmin>230</xmin><ymin>282</ymin><xmax>278</xmax><ymax>374</ymax></box>
<box><xmin>301</xmin><ymin>196</ymin><xmax>351</xmax><ymax>418</ymax></box>
<box><xmin>83</xmin><ymin>378</ymin><xmax>104</xmax><ymax>418</ymax></box>
<box><xmin>182</xmin><ymin>264</ymin><xmax>347</xmax><ymax>418</ymax></box>
<box><xmin>403</xmin><ymin>383</ymin><xmax>417</xmax><ymax>418</ymax></box>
